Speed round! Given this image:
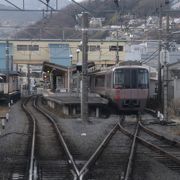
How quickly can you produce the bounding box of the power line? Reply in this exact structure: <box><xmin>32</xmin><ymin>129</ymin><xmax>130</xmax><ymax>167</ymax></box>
<box><xmin>38</xmin><ymin>0</ymin><xmax>55</xmax><ymax>11</ymax></box>
<box><xmin>141</xmin><ymin>48</ymin><xmax>160</xmax><ymax>64</ymax></box>
<box><xmin>1</xmin><ymin>0</ymin><xmax>70</xmax><ymax>11</ymax></box>
<box><xmin>70</xmin><ymin>0</ymin><xmax>95</xmax><ymax>16</ymax></box>
<box><xmin>4</xmin><ymin>0</ymin><xmax>22</xmax><ymax>10</ymax></box>
<box><xmin>141</xmin><ymin>40</ymin><xmax>176</xmax><ymax>64</ymax></box>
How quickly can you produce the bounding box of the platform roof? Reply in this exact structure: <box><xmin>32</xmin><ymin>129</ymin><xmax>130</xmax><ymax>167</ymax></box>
<box><xmin>42</xmin><ymin>61</ymin><xmax>68</xmax><ymax>75</ymax></box>
<box><xmin>0</xmin><ymin>71</ymin><xmax>21</xmax><ymax>76</ymax></box>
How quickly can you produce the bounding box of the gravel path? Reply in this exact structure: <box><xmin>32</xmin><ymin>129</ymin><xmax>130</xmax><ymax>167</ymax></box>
<box><xmin>40</xmin><ymin>101</ymin><xmax>120</xmax><ymax>160</ymax></box>
<box><xmin>0</xmin><ymin>100</ymin><xmax>29</xmax><ymax>179</ymax></box>
<box><xmin>0</xmin><ymin>100</ymin><xmax>29</xmax><ymax>155</ymax></box>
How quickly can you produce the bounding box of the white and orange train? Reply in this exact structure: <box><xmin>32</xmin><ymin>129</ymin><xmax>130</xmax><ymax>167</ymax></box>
<box><xmin>88</xmin><ymin>62</ymin><xmax>149</xmax><ymax>114</ymax></box>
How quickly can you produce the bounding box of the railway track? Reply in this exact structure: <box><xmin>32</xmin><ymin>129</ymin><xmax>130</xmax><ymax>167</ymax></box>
<box><xmin>37</xmin><ymin>99</ymin><xmax>137</xmax><ymax>180</ymax></box>
<box><xmin>138</xmin><ymin>121</ymin><xmax>180</xmax><ymax>172</ymax></box>
<box><xmin>22</xmin><ymin>96</ymin><xmax>79</xmax><ymax>180</ymax></box>
<box><xmin>6</xmin><ymin>98</ymin><xmax>179</xmax><ymax>180</ymax></box>
<box><xmin>72</xmin><ymin>113</ymin><xmax>180</xmax><ymax>180</ymax></box>
<box><xmin>75</xmin><ymin>115</ymin><xmax>140</xmax><ymax>180</ymax></box>
<box><xmin>119</xmin><ymin>116</ymin><xmax>180</xmax><ymax>179</ymax></box>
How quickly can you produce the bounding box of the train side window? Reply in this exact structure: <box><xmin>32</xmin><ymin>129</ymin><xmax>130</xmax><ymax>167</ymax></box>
<box><xmin>106</xmin><ymin>73</ymin><xmax>111</xmax><ymax>88</ymax></box>
<box><xmin>95</xmin><ymin>75</ymin><xmax>105</xmax><ymax>87</ymax></box>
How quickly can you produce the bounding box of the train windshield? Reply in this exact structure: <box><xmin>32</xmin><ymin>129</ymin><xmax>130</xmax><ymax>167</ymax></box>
<box><xmin>137</xmin><ymin>69</ymin><xmax>149</xmax><ymax>88</ymax></box>
<box><xmin>114</xmin><ymin>68</ymin><xmax>149</xmax><ymax>89</ymax></box>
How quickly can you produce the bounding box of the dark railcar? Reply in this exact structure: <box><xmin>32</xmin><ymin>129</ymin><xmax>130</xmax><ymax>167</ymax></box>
<box><xmin>0</xmin><ymin>73</ymin><xmax>21</xmax><ymax>102</ymax></box>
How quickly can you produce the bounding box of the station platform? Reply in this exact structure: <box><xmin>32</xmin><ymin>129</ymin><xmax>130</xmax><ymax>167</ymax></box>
<box><xmin>42</xmin><ymin>90</ymin><xmax>109</xmax><ymax>117</ymax></box>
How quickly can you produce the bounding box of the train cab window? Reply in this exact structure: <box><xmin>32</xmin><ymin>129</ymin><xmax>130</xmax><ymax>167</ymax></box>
<box><xmin>114</xmin><ymin>69</ymin><xmax>131</xmax><ymax>89</ymax></box>
<box><xmin>137</xmin><ymin>69</ymin><xmax>148</xmax><ymax>88</ymax></box>
<box><xmin>114</xmin><ymin>68</ymin><xmax>148</xmax><ymax>89</ymax></box>
<box><xmin>131</xmin><ymin>69</ymin><xmax>137</xmax><ymax>88</ymax></box>
<box><xmin>124</xmin><ymin>69</ymin><xmax>130</xmax><ymax>88</ymax></box>
<box><xmin>114</xmin><ymin>69</ymin><xmax>124</xmax><ymax>88</ymax></box>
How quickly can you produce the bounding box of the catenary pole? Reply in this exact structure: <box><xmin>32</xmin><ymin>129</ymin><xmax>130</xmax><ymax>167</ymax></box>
<box><xmin>6</xmin><ymin>40</ymin><xmax>10</xmax><ymax>105</ymax></box>
<box><xmin>115</xmin><ymin>1</ymin><xmax>119</xmax><ymax>64</ymax></box>
<box><xmin>158</xmin><ymin>3</ymin><xmax>162</xmax><ymax>109</ymax></box>
<box><xmin>163</xmin><ymin>0</ymin><xmax>170</xmax><ymax>121</ymax></box>
<box><xmin>81</xmin><ymin>12</ymin><xmax>89</xmax><ymax>121</ymax></box>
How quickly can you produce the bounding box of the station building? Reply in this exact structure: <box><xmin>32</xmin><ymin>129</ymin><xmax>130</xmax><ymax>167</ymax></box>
<box><xmin>0</xmin><ymin>39</ymin><xmax>179</xmax><ymax>106</ymax></box>
<box><xmin>0</xmin><ymin>39</ymin><xmax>126</xmax><ymax>94</ymax></box>
<box><xmin>9</xmin><ymin>39</ymin><xmax>126</xmax><ymax>66</ymax></box>
<box><xmin>168</xmin><ymin>61</ymin><xmax>180</xmax><ymax>101</ymax></box>
<box><xmin>0</xmin><ymin>42</ymin><xmax>20</xmax><ymax>101</ymax></box>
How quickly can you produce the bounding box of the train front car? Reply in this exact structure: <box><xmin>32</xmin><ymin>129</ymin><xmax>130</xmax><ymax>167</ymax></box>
<box><xmin>112</xmin><ymin>66</ymin><xmax>149</xmax><ymax>114</ymax></box>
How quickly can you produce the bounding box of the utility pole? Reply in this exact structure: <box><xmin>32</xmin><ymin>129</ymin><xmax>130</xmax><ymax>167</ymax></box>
<box><xmin>27</xmin><ymin>64</ymin><xmax>31</xmax><ymax>95</ymax></box>
<box><xmin>158</xmin><ymin>3</ymin><xmax>162</xmax><ymax>108</ymax></box>
<box><xmin>163</xmin><ymin>0</ymin><xmax>170</xmax><ymax>121</ymax></box>
<box><xmin>116</xmin><ymin>30</ymin><xmax>119</xmax><ymax>64</ymax></box>
<box><xmin>6</xmin><ymin>40</ymin><xmax>10</xmax><ymax>104</ymax></box>
<box><xmin>81</xmin><ymin>12</ymin><xmax>89</xmax><ymax>121</ymax></box>
<box><xmin>115</xmin><ymin>2</ymin><xmax>119</xmax><ymax>64</ymax></box>
<box><xmin>27</xmin><ymin>43</ymin><xmax>32</xmax><ymax>95</ymax></box>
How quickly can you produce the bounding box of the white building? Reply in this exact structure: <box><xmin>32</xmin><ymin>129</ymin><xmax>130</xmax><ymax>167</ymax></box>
<box><xmin>125</xmin><ymin>40</ymin><xmax>180</xmax><ymax>102</ymax></box>
<box><xmin>168</xmin><ymin>61</ymin><xmax>180</xmax><ymax>100</ymax></box>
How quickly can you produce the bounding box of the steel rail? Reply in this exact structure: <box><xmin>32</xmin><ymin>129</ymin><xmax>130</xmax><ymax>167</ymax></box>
<box><xmin>139</xmin><ymin>121</ymin><xmax>180</xmax><ymax>148</ymax></box>
<box><xmin>124</xmin><ymin>122</ymin><xmax>139</xmax><ymax>180</ymax></box>
<box><xmin>118</xmin><ymin>123</ymin><xmax>180</xmax><ymax>165</ymax></box>
<box><xmin>79</xmin><ymin>123</ymin><xmax>119</xmax><ymax>178</ymax></box>
<box><xmin>22</xmin><ymin>97</ymin><xmax>36</xmax><ymax>180</ymax></box>
<box><xmin>33</xmin><ymin>96</ymin><xmax>80</xmax><ymax>177</ymax></box>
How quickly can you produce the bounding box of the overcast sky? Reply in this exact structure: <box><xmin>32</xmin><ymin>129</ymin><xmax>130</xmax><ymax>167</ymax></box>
<box><xmin>1</xmin><ymin>0</ymin><xmax>84</xmax><ymax>10</ymax></box>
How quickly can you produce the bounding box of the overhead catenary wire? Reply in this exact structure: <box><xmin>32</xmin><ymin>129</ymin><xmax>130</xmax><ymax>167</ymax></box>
<box><xmin>141</xmin><ymin>48</ymin><xmax>160</xmax><ymax>64</ymax></box>
<box><xmin>38</xmin><ymin>0</ymin><xmax>55</xmax><ymax>11</ymax></box>
<box><xmin>141</xmin><ymin>41</ymin><xmax>175</xmax><ymax>64</ymax></box>
<box><xmin>2</xmin><ymin>0</ymin><xmax>70</xmax><ymax>11</ymax></box>
<box><xmin>3</xmin><ymin>0</ymin><xmax>22</xmax><ymax>10</ymax></box>
<box><xmin>70</xmin><ymin>0</ymin><xmax>95</xmax><ymax>17</ymax></box>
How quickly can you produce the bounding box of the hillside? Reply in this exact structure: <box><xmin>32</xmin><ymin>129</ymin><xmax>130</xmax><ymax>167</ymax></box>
<box><xmin>0</xmin><ymin>3</ymin><xmax>41</xmax><ymax>38</ymax></box>
<box><xmin>0</xmin><ymin>1</ymin><xmax>70</xmax><ymax>38</ymax></box>
<box><xmin>13</xmin><ymin>0</ymin><xmax>180</xmax><ymax>40</ymax></box>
